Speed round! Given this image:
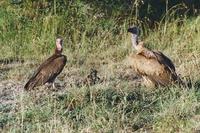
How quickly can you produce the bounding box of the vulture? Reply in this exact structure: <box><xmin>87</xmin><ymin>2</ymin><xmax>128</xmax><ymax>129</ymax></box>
<box><xmin>24</xmin><ymin>38</ymin><xmax>67</xmax><ymax>90</ymax></box>
<box><xmin>127</xmin><ymin>27</ymin><xmax>183</xmax><ymax>87</ymax></box>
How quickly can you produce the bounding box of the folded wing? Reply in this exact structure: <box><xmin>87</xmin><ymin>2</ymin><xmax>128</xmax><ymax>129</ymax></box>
<box><xmin>129</xmin><ymin>49</ymin><xmax>181</xmax><ymax>87</ymax></box>
<box><xmin>24</xmin><ymin>55</ymin><xmax>67</xmax><ymax>90</ymax></box>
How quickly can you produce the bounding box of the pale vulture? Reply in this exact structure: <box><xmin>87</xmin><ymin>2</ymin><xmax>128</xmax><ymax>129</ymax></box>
<box><xmin>127</xmin><ymin>27</ymin><xmax>183</xmax><ymax>87</ymax></box>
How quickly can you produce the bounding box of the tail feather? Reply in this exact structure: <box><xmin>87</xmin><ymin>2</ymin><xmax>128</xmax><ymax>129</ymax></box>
<box><xmin>24</xmin><ymin>81</ymin><xmax>34</xmax><ymax>90</ymax></box>
<box><xmin>24</xmin><ymin>76</ymin><xmax>41</xmax><ymax>90</ymax></box>
<box><xmin>176</xmin><ymin>76</ymin><xmax>191</xmax><ymax>88</ymax></box>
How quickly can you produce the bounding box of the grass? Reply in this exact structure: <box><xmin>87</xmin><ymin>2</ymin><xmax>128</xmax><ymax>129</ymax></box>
<box><xmin>1</xmin><ymin>1</ymin><xmax>200</xmax><ymax>133</ymax></box>
<box><xmin>1</xmin><ymin>86</ymin><xmax>200</xmax><ymax>132</ymax></box>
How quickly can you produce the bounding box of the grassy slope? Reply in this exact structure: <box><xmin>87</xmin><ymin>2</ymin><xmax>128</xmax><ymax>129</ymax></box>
<box><xmin>1</xmin><ymin>1</ymin><xmax>200</xmax><ymax>133</ymax></box>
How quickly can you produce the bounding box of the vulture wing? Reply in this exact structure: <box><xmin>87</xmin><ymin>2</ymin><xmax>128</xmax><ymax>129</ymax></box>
<box><xmin>129</xmin><ymin>50</ymin><xmax>180</xmax><ymax>87</ymax></box>
<box><xmin>24</xmin><ymin>55</ymin><xmax>67</xmax><ymax>90</ymax></box>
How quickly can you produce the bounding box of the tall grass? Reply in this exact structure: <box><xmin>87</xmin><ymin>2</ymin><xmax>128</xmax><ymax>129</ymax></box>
<box><xmin>1</xmin><ymin>1</ymin><xmax>200</xmax><ymax>132</ymax></box>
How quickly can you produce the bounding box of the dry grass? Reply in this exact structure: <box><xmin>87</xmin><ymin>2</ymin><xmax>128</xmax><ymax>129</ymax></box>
<box><xmin>1</xmin><ymin>1</ymin><xmax>200</xmax><ymax>133</ymax></box>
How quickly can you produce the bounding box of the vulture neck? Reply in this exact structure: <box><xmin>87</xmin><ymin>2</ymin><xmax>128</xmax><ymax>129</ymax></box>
<box><xmin>55</xmin><ymin>49</ymin><xmax>62</xmax><ymax>55</ymax></box>
<box><xmin>131</xmin><ymin>34</ymin><xmax>140</xmax><ymax>51</ymax></box>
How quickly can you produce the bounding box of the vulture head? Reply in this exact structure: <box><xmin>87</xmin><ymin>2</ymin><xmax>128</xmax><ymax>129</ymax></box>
<box><xmin>55</xmin><ymin>38</ymin><xmax>63</xmax><ymax>53</ymax></box>
<box><xmin>127</xmin><ymin>26</ymin><xmax>140</xmax><ymax>36</ymax></box>
<box><xmin>128</xmin><ymin>26</ymin><xmax>140</xmax><ymax>50</ymax></box>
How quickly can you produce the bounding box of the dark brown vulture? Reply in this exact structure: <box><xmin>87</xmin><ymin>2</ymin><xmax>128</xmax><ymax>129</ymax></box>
<box><xmin>127</xmin><ymin>27</ymin><xmax>183</xmax><ymax>88</ymax></box>
<box><xmin>24</xmin><ymin>38</ymin><xmax>67</xmax><ymax>90</ymax></box>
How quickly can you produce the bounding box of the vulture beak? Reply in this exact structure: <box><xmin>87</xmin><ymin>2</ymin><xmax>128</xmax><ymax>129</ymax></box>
<box><xmin>127</xmin><ymin>27</ymin><xmax>140</xmax><ymax>36</ymax></box>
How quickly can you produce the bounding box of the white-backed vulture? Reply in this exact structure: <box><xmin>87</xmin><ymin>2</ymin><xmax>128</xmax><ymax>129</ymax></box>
<box><xmin>24</xmin><ymin>38</ymin><xmax>67</xmax><ymax>90</ymax></box>
<box><xmin>127</xmin><ymin>27</ymin><xmax>183</xmax><ymax>87</ymax></box>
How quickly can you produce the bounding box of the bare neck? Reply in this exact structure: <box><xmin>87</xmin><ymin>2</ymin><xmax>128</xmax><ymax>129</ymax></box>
<box><xmin>131</xmin><ymin>34</ymin><xmax>139</xmax><ymax>50</ymax></box>
<box><xmin>131</xmin><ymin>34</ymin><xmax>146</xmax><ymax>52</ymax></box>
<box><xmin>54</xmin><ymin>49</ymin><xmax>62</xmax><ymax>55</ymax></box>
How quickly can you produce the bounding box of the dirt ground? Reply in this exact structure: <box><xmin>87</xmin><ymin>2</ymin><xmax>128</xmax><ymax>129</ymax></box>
<box><xmin>0</xmin><ymin>61</ymin><xmax>141</xmax><ymax>114</ymax></box>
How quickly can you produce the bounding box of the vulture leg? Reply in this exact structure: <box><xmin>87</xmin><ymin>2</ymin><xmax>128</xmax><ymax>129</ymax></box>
<box><xmin>52</xmin><ymin>82</ymin><xmax>55</xmax><ymax>89</ymax></box>
<box><xmin>44</xmin><ymin>82</ymin><xmax>55</xmax><ymax>89</ymax></box>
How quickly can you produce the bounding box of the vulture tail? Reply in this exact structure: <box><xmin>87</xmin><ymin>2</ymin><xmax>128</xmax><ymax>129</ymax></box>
<box><xmin>24</xmin><ymin>81</ymin><xmax>35</xmax><ymax>90</ymax></box>
<box><xmin>176</xmin><ymin>76</ymin><xmax>188</xmax><ymax>88</ymax></box>
<box><xmin>24</xmin><ymin>76</ymin><xmax>41</xmax><ymax>90</ymax></box>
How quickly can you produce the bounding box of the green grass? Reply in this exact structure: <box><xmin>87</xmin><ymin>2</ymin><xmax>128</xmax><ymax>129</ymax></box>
<box><xmin>1</xmin><ymin>1</ymin><xmax>200</xmax><ymax>133</ymax></box>
<box><xmin>1</xmin><ymin>86</ymin><xmax>200</xmax><ymax>132</ymax></box>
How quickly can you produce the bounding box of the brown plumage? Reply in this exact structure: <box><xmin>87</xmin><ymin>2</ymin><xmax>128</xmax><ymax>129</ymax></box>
<box><xmin>24</xmin><ymin>38</ymin><xmax>67</xmax><ymax>90</ymax></box>
<box><xmin>127</xmin><ymin>27</ymin><xmax>183</xmax><ymax>87</ymax></box>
